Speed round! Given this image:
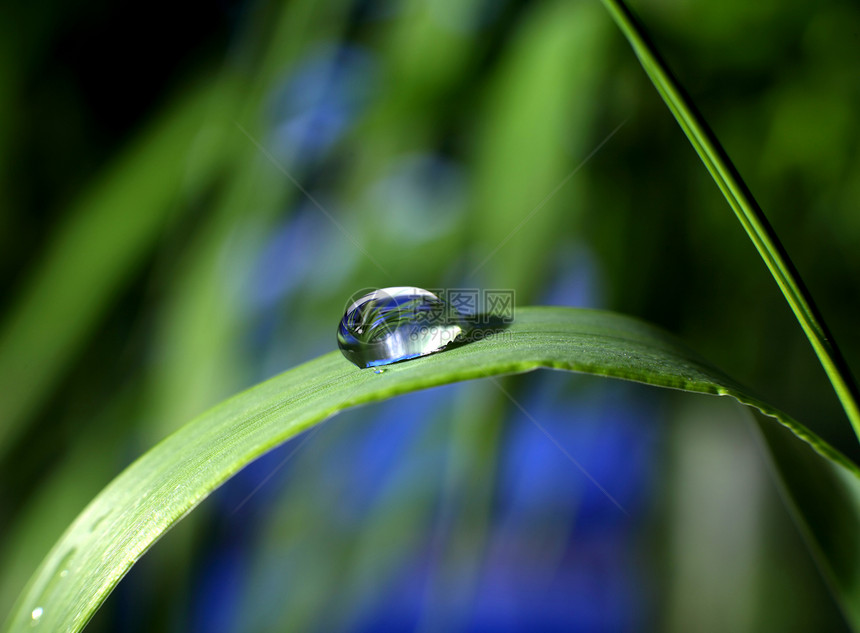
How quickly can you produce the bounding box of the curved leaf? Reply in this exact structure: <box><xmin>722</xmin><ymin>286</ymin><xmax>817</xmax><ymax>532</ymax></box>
<box><xmin>4</xmin><ymin>307</ymin><xmax>859</xmax><ymax>632</ymax></box>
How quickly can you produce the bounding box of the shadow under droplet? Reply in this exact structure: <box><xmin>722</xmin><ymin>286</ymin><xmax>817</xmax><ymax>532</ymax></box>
<box><xmin>447</xmin><ymin>314</ymin><xmax>513</xmax><ymax>351</ymax></box>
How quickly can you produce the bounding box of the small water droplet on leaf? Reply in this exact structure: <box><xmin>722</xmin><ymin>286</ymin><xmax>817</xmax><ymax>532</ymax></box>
<box><xmin>338</xmin><ymin>287</ymin><xmax>467</xmax><ymax>369</ymax></box>
<box><xmin>31</xmin><ymin>606</ymin><xmax>43</xmax><ymax>623</ymax></box>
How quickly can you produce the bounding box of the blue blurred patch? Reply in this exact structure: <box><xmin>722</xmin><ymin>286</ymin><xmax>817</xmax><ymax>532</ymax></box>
<box><xmin>315</xmin><ymin>384</ymin><xmax>457</xmax><ymax>526</ymax></box>
<box><xmin>268</xmin><ymin>43</ymin><xmax>377</xmax><ymax>164</ymax></box>
<box><xmin>191</xmin><ymin>543</ymin><xmax>245</xmax><ymax>633</ymax></box>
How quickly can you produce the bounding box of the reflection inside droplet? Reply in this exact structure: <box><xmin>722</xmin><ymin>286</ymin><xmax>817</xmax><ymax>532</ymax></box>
<box><xmin>337</xmin><ymin>287</ymin><xmax>468</xmax><ymax>369</ymax></box>
<box><xmin>31</xmin><ymin>606</ymin><xmax>43</xmax><ymax>622</ymax></box>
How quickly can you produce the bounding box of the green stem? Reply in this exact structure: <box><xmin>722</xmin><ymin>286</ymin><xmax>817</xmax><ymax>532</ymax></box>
<box><xmin>599</xmin><ymin>0</ymin><xmax>860</xmax><ymax>442</ymax></box>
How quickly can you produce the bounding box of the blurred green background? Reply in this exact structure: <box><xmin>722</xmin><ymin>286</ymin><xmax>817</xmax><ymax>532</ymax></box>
<box><xmin>1</xmin><ymin>0</ymin><xmax>858</xmax><ymax>630</ymax></box>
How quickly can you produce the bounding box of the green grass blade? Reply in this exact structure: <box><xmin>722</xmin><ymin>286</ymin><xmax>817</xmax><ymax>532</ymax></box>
<box><xmin>3</xmin><ymin>307</ymin><xmax>859</xmax><ymax>633</ymax></box>
<box><xmin>598</xmin><ymin>0</ymin><xmax>860</xmax><ymax>442</ymax></box>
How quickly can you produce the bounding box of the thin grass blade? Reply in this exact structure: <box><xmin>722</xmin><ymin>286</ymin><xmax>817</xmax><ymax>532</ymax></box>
<box><xmin>598</xmin><ymin>0</ymin><xmax>860</xmax><ymax>441</ymax></box>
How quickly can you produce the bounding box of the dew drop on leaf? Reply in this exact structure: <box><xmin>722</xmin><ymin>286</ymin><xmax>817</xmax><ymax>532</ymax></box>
<box><xmin>337</xmin><ymin>287</ymin><xmax>467</xmax><ymax>369</ymax></box>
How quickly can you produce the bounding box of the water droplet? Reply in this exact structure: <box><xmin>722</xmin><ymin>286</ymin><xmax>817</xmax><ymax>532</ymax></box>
<box><xmin>31</xmin><ymin>606</ymin><xmax>43</xmax><ymax>623</ymax></box>
<box><xmin>373</xmin><ymin>368</ymin><xmax>385</xmax><ymax>374</ymax></box>
<box><xmin>338</xmin><ymin>287</ymin><xmax>467</xmax><ymax>368</ymax></box>
<box><xmin>59</xmin><ymin>569</ymin><xmax>68</xmax><ymax>578</ymax></box>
